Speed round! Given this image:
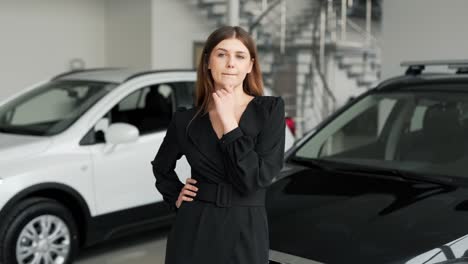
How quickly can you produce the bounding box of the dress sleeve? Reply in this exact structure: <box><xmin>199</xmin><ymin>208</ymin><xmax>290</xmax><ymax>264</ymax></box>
<box><xmin>150</xmin><ymin>111</ymin><xmax>184</xmax><ymax>212</ymax></box>
<box><xmin>218</xmin><ymin>97</ymin><xmax>285</xmax><ymax>195</ymax></box>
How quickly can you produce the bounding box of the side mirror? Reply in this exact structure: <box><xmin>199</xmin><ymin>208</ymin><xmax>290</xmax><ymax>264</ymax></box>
<box><xmin>105</xmin><ymin>123</ymin><xmax>139</xmax><ymax>144</ymax></box>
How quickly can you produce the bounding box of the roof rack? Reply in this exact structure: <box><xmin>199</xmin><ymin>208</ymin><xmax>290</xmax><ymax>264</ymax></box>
<box><xmin>52</xmin><ymin>67</ymin><xmax>124</xmax><ymax>80</ymax></box>
<box><xmin>401</xmin><ymin>60</ymin><xmax>468</xmax><ymax>76</ymax></box>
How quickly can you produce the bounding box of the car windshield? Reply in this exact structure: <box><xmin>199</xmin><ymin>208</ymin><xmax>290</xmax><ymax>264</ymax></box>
<box><xmin>0</xmin><ymin>80</ymin><xmax>117</xmax><ymax>136</ymax></box>
<box><xmin>294</xmin><ymin>85</ymin><xmax>468</xmax><ymax>179</ymax></box>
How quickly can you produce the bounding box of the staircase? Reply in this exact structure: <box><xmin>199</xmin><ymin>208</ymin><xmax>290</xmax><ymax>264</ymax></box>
<box><xmin>185</xmin><ymin>0</ymin><xmax>382</xmax><ymax>137</ymax></box>
<box><xmin>289</xmin><ymin>3</ymin><xmax>381</xmax><ymax>90</ymax></box>
<box><xmin>280</xmin><ymin>0</ymin><xmax>381</xmax><ymax>132</ymax></box>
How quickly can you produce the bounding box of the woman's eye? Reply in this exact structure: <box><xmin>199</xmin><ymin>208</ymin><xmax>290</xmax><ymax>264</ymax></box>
<box><xmin>236</xmin><ymin>55</ymin><xmax>245</xmax><ymax>59</ymax></box>
<box><xmin>217</xmin><ymin>53</ymin><xmax>225</xmax><ymax>57</ymax></box>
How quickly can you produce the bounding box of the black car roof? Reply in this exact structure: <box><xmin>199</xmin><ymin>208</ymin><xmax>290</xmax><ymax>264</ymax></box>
<box><xmin>376</xmin><ymin>73</ymin><xmax>468</xmax><ymax>91</ymax></box>
<box><xmin>377</xmin><ymin>59</ymin><xmax>468</xmax><ymax>91</ymax></box>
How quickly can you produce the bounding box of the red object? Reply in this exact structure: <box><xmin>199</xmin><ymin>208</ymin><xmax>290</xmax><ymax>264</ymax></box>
<box><xmin>285</xmin><ymin>116</ymin><xmax>295</xmax><ymax>136</ymax></box>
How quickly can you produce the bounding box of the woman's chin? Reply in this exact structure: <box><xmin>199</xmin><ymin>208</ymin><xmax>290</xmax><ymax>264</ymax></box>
<box><xmin>215</xmin><ymin>81</ymin><xmax>240</xmax><ymax>89</ymax></box>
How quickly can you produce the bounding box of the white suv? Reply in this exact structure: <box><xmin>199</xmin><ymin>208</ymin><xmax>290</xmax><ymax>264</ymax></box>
<box><xmin>0</xmin><ymin>68</ymin><xmax>295</xmax><ymax>264</ymax></box>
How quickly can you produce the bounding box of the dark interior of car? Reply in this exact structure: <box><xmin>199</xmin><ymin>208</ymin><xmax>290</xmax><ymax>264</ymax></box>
<box><xmin>110</xmin><ymin>85</ymin><xmax>173</xmax><ymax>134</ymax></box>
<box><xmin>398</xmin><ymin>103</ymin><xmax>466</xmax><ymax>163</ymax></box>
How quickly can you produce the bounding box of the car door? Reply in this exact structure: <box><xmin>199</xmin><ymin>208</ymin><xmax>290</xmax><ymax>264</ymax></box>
<box><xmin>87</xmin><ymin>81</ymin><xmax>194</xmax><ymax>215</ymax></box>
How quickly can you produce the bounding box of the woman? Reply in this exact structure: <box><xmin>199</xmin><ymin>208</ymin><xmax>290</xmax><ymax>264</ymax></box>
<box><xmin>151</xmin><ymin>26</ymin><xmax>285</xmax><ymax>264</ymax></box>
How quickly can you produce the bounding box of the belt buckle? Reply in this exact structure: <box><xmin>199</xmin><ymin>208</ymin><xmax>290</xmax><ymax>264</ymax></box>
<box><xmin>216</xmin><ymin>183</ymin><xmax>232</xmax><ymax>208</ymax></box>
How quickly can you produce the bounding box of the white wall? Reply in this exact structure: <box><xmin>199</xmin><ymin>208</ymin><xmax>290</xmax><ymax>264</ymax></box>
<box><xmin>0</xmin><ymin>0</ymin><xmax>107</xmax><ymax>99</ymax></box>
<box><xmin>106</xmin><ymin>0</ymin><xmax>152</xmax><ymax>69</ymax></box>
<box><xmin>151</xmin><ymin>0</ymin><xmax>215</xmax><ymax>69</ymax></box>
<box><xmin>381</xmin><ymin>0</ymin><xmax>468</xmax><ymax>79</ymax></box>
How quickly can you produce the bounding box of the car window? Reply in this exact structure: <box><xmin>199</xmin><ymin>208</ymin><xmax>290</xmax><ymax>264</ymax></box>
<box><xmin>0</xmin><ymin>80</ymin><xmax>116</xmax><ymax>136</ymax></box>
<box><xmin>118</xmin><ymin>87</ymin><xmax>147</xmax><ymax>111</ymax></box>
<box><xmin>109</xmin><ymin>85</ymin><xmax>172</xmax><ymax>135</ymax></box>
<box><xmin>318</xmin><ymin>101</ymin><xmax>380</xmax><ymax>158</ymax></box>
<box><xmin>96</xmin><ymin>81</ymin><xmax>195</xmax><ymax>137</ymax></box>
<box><xmin>294</xmin><ymin>90</ymin><xmax>468</xmax><ymax>178</ymax></box>
<box><xmin>397</xmin><ymin>98</ymin><xmax>467</xmax><ymax>165</ymax></box>
<box><xmin>296</xmin><ymin>95</ymin><xmax>397</xmax><ymax>159</ymax></box>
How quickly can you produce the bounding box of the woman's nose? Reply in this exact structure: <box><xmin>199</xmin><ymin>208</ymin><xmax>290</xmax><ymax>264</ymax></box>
<box><xmin>226</xmin><ymin>56</ymin><xmax>235</xmax><ymax>68</ymax></box>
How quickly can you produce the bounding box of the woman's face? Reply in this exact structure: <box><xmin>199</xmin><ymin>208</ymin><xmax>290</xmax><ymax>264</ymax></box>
<box><xmin>208</xmin><ymin>38</ymin><xmax>253</xmax><ymax>90</ymax></box>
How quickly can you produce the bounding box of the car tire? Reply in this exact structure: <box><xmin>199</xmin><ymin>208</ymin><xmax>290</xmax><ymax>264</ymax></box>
<box><xmin>0</xmin><ymin>197</ymin><xmax>79</xmax><ymax>264</ymax></box>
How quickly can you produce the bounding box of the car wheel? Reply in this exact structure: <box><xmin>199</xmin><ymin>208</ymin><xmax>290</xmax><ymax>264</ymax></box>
<box><xmin>0</xmin><ymin>197</ymin><xmax>79</xmax><ymax>264</ymax></box>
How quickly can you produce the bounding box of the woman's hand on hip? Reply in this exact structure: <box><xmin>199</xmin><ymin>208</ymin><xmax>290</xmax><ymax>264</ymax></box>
<box><xmin>176</xmin><ymin>178</ymin><xmax>198</xmax><ymax>209</ymax></box>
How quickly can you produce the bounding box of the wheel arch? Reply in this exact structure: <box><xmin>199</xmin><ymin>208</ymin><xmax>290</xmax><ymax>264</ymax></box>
<box><xmin>0</xmin><ymin>182</ymin><xmax>92</xmax><ymax>247</ymax></box>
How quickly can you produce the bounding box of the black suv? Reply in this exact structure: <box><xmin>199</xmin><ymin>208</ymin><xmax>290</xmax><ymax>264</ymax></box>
<box><xmin>267</xmin><ymin>60</ymin><xmax>468</xmax><ymax>264</ymax></box>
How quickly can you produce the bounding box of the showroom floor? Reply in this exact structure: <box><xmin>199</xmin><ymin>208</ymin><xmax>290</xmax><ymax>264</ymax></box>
<box><xmin>75</xmin><ymin>228</ymin><xmax>170</xmax><ymax>264</ymax></box>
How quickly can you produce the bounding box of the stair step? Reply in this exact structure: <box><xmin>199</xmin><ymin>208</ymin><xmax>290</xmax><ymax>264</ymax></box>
<box><xmin>340</xmin><ymin>56</ymin><xmax>364</xmax><ymax>66</ymax></box>
<box><xmin>297</xmin><ymin>53</ymin><xmax>313</xmax><ymax>64</ymax></box>
<box><xmin>335</xmin><ymin>42</ymin><xmax>378</xmax><ymax>57</ymax></box>
<box><xmin>242</xmin><ymin>1</ymin><xmax>262</xmax><ymax>15</ymax></box>
<box><xmin>239</xmin><ymin>17</ymin><xmax>250</xmax><ymax>26</ymax></box>
<box><xmin>292</xmin><ymin>33</ymin><xmax>336</xmax><ymax>46</ymax></box>
<box><xmin>200</xmin><ymin>0</ymin><xmax>226</xmax><ymax>4</ymax></box>
<box><xmin>293</xmin><ymin>38</ymin><xmax>312</xmax><ymax>45</ymax></box>
<box><xmin>297</xmin><ymin>74</ymin><xmax>308</xmax><ymax>85</ymax></box>
<box><xmin>297</xmin><ymin>64</ymin><xmax>310</xmax><ymax>74</ymax></box>
<box><xmin>260</xmin><ymin>62</ymin><xmax>272</xmax><ymax>73</ymax></box>
<box><xmin>299</xmin><ymin>30</ymin><xmax>319</xmax><ymax>39</ymax></box>
<box><xmin>348</xmin><ymin>65</ymin><xmax>365</xmax><ymax>76</ymax></box>
<box><xmin>357</xmin><ymin>74</ymin><xmax>379</xmax><ymax>86</ymax></box>
<box><xmin>361</xmin><ymin>74</ymin><xmax>378</xmax><ymax>82</ymax></box>
<box><xmin>263</xmin><ymin>76</ymin><xmax>273</xmax><ymax>88</ymax></box>
<box><xmin>261</xmin><ymin>52</ymin><xmax>274</xmax><ymax>63</ymax></box>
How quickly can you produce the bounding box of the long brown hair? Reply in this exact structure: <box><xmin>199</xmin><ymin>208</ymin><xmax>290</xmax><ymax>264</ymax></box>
<box><xmin>190</xmin><ymin>26</ymin><xmax>264</xmax><ymax>127</ymax></box>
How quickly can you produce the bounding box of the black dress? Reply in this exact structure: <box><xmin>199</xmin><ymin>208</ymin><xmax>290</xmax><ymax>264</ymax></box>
<box><xmin>151</xmin><ymin>96</ymin><xmax>285</xmax><ymax>264</ymax></box>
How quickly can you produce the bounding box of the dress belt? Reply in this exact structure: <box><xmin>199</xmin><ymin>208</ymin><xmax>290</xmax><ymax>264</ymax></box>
<box><xmin>195</xmin><ymin>182</ymin><xmax>265</xmax><ymax>208</ymax></box>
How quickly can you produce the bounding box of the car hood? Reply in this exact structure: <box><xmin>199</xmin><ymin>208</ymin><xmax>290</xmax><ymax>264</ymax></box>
<box><xmin>0</xmin><ymin>133</ymin><xmax>52</xmax><ymax>163</ymax></box>
<box><xmin>266</xmin><ymin>165</ymin><xmax>468</xmax><ymax>264</ymax></box>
